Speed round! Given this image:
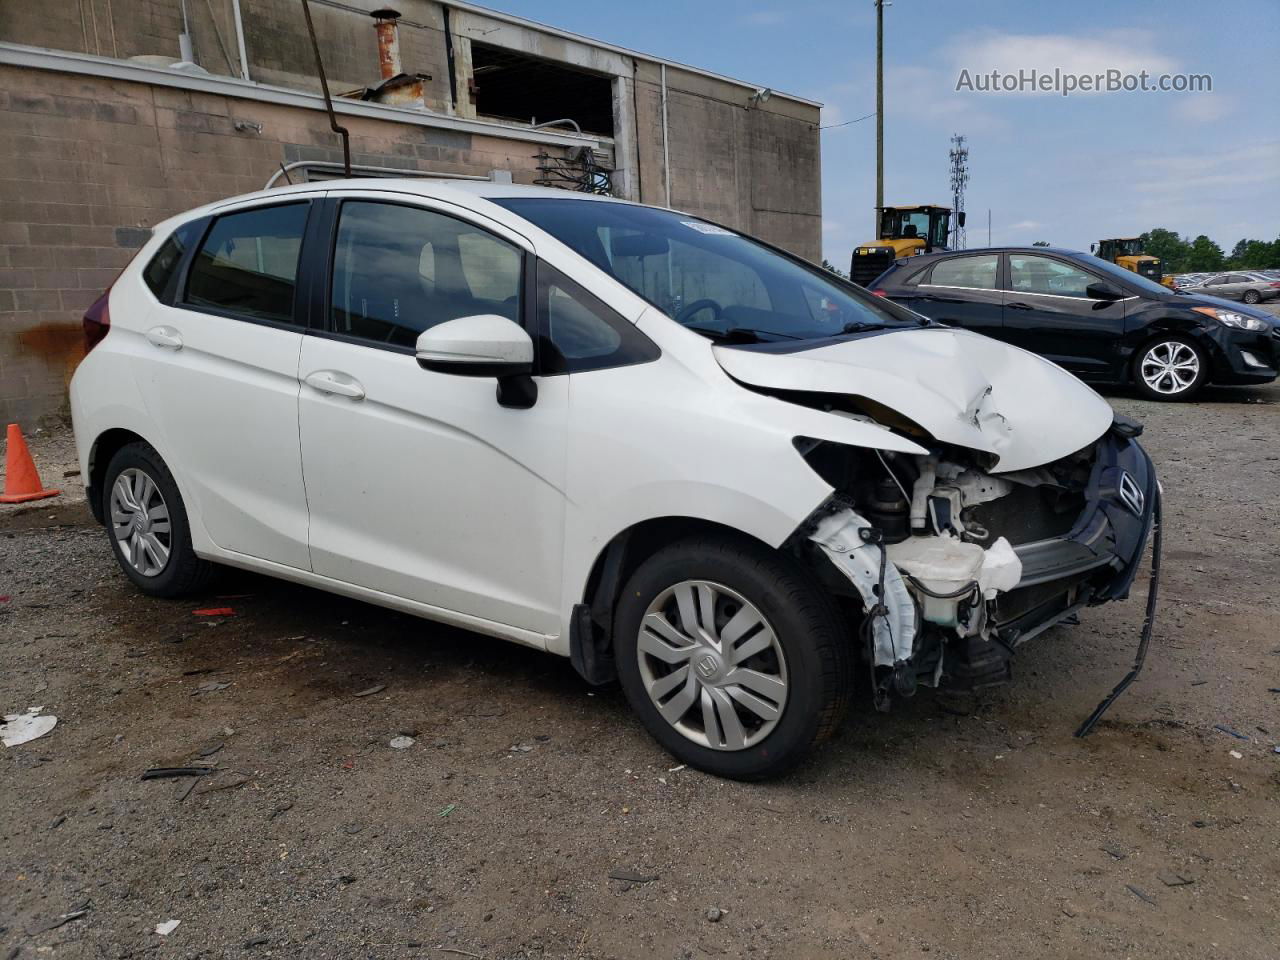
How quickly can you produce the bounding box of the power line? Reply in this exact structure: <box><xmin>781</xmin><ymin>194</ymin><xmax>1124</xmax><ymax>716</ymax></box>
<box><xmin>819</xmin><ymin>111</ymin><xmax>877</xmax><ymax>131</ymax></box>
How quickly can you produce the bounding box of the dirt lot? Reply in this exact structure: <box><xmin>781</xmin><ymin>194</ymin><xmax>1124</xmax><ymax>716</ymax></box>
<box><xmin>3</xmin><ymin>372</ymin><xmax>1279</xmax><ymax>958</ymax></box>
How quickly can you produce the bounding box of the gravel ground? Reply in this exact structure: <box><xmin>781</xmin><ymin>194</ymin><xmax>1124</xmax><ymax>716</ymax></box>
<box><xmin>2</xmin><ymin>367</ymin><xmax>1279</xmax><ymax>959</ymax></box>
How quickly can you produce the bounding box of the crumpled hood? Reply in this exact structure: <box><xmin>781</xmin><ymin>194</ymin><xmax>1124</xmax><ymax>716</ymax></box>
<box><xmin>713</xmin><ymin>326</ymin><xmax>1114</xmax><ymax>472</ymax></box>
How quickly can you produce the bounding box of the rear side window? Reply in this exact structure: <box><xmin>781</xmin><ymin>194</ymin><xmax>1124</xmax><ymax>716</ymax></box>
<box><xmin>927</xmin><ymin>254</ymin><xmax>998</xmax><ymax>289</ymax></box>
<box><xmin>142</xmin><ymin>220</ymin><xmax>201</xmax><ymax>301</ymax></box>
<box><xmin>185</xmin><ymin>204</ymin><xmax>309</xmax><ymax>323</ymax></box>
<box><xmin>330</xmin><ymin>201</ymin><xmax>523</xmax><ymax>349</ymax></box>
<box><xmin>537</xmin><ymin>261</ymin><xmax>659</xmax><ymax>374</ymax></box>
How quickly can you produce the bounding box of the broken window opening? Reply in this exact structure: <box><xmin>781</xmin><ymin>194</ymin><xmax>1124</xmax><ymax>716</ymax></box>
<box><xmin>470</xmin><ymin>42</ymin><xmax>616</xmax><ymax>138</ymax></box>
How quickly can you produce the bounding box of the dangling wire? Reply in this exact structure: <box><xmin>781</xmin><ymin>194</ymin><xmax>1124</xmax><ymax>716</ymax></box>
<box><xmin>1075</xmin><ymin>489</ymin><xmax>1163</xmax><ymax>737</ymax></box>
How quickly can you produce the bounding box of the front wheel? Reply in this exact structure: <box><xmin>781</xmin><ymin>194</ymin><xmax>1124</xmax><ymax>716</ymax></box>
<box><xmin>1132</xmin><ymin>336</ymin><xmax>1207</xmax><ymax>401</ymax></box>
<box><xmin>1242</xmin><ymin>290</ymin><xmax>1261</xmax><ymax>304</ymax></box>
<box><xmin>614</xmin><ymin>536</ymin><xmax>851</xmax><ymax>780</ymax></box>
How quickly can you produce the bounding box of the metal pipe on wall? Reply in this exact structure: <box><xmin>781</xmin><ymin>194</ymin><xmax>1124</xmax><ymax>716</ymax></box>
<box><xmin>230</xmin><ymin>0</ymin><xmax>250</xmax><ymax>81</ymax></box>
<box><xmin>660</xmin><ymin>63</ymin><xmax>671</xmax><ymax>208</ymax></box>
<box><xmin>178</xmin><ymin>0</ymin><xmax>194</xmax><ymax>62</ymax></box>
<box><xmin>372</xmin><ymin>8</ymin><xmax>403</xmax><ymax>80</ymax></box>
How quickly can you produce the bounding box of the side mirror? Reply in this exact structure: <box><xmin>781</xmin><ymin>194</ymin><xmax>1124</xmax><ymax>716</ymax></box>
<box><xmin>1089</xmin><ymin>242</ymin><xmax>1097</xmax><ymax>253</ymax></box>
<box><xmin>956</xmin><ymin>211</ymin><xmax>966</xmax><ymax>228</ymax></box>
<box><xmin>1086</xmin><ymin>281</ymin><xmax>1124</xmax><ymax>301</ymax></box>
<box><xmin>416</xmin><ymin>315</ymin><xmax>537</xmax><ymax>408</ymax></box>
<box><xmin>415</xmin><ymin>314</ymin><xmax>533</xmax><ymax>377</ymax></box>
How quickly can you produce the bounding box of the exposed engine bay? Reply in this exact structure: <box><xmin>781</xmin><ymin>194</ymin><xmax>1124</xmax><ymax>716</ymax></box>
<box><xmin>790</xmin><ymin>421</ymin><xmax>1157</xmax><ymax>712</ymax></box>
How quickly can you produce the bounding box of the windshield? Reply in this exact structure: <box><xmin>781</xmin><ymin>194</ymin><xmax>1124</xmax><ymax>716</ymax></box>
<box><xmin>493</xmin><ymin>198</ymin><xmax>917</xmax><ymax>342</ymax></box>
<box><xmin>881</xmin><ymin>208</ymin><xmax>948</xmax><ymax>248</ymax></box>
<box><xmin>1117</xmin><ymin>239</ymin><xmax>1144</xmax><ymax>257</ymax></box>
<box><xmin>1079</xmin><ymin>252</ymin><xmax>1173</xmax><ymax>295</ymax></box>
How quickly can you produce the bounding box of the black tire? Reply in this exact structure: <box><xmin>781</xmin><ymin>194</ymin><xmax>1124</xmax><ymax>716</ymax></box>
<box><xmin>101</xmin><ymin>441</ymin><xmax>214</xmax><ymax>597</ymax></box>
<box><xmin>1242</xmin><ymin>290</ymin><xmax>1260</xmax><ymax>304</ymax></box>
<box><xmin>1131</xmin><ymin>335</ymin><xmax>1208</xmax><ymax>402</ymax></box>
<box><xmin>614</xmin><ymin>535</ymin><xmax>851</xmax><ymax>780</ymax></box>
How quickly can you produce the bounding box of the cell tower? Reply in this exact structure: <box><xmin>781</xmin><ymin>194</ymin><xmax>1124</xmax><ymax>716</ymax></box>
<box><xmin>949</xmin><ymin>134</ymin><xmax>969</xmax><ymax>249</ymax></box>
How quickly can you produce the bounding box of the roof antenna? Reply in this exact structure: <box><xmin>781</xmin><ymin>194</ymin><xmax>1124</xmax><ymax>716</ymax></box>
<box><xmin>300</xmin><ymin>0</ymin><xmax>352</xmax><ymax>178</ymax></box>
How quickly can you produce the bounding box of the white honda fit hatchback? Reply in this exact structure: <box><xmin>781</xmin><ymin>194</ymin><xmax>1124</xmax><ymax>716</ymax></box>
<box><xmin>71</xmin><ymin>180</ymin><xmax>1158</xmax><ymax>779</ymax></box>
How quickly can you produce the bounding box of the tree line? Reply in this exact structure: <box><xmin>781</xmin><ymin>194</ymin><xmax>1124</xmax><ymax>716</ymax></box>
<box><xmin>1140</xmin><ymin>229</ymin><xmax>1279</xmax><ymax>273</ymax></box>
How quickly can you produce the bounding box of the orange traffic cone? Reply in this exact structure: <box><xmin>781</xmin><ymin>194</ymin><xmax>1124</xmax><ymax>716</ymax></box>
<box><xmin>0</xmin><ymin>423</ymin><xmax>61</xmax><ymax>504</ymax></box>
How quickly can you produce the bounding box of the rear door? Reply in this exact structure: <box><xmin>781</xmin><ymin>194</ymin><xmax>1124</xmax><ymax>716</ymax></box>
<box><xmin>1200</xmin><ymin>274</ymin><xmax>1236</xmax><ymax>299</ymax></box>
<box><xmin>910</xmin><ymin>253</ymin><xmax>1004</xmax><ymax>337</ymax></box>
<box><xmin>1000</xmin><ymin>253</ymin><xmax>1128</xmax><ymax>379</ymax></box>
<box><xmin>137</xmin><ymin>199</ymin><xmax>315</xmax><ymax>569</ymax></box>
<box><xmin>1223</xmin><ymin>274</ymin><xmax>1254</xmax><ymax>300</ymax></box>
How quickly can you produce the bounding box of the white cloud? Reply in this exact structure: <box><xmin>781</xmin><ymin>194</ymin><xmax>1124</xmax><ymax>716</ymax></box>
<box><xmin>948</xmin><ymin>28</ymin><xmax>1178</xmax><ymax>96</ymax></box>
<box><xmin>1133</xmin><ymin>141</ymin><xmax>1280</xmax><ymax>193</ymax></box>
<box><xmin>883</xmin><ymin>64</ymin><xmax>1007</xmax><ymax>134</ymax></box>
<box><xmin>1169</xmin><ymin>95</ymin><xmax>1235</xmax><ymax>124</ymax></box>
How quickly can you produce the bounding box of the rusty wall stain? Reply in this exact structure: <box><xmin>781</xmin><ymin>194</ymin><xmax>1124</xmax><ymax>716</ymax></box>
<box><xmin>16</xmin><ymin>322</ymin><xmax>85</xmax><ymax>387</ymax></box>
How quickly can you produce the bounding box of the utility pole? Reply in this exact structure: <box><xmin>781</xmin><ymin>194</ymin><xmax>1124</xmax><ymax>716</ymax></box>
<box><xmin>874</xmin><ymin>0</ymin><xmax>886</xmax><ymax>234</ymax></box>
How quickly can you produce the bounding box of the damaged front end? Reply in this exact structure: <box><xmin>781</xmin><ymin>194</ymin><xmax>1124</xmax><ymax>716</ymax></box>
<box><xmin>791</xmin><ymin>416</ymin><xmax>1159</xmax><ymax>710</ymax></box>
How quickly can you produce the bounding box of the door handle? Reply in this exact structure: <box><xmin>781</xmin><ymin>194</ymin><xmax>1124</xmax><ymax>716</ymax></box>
<box><xmin>304</xmin><ymin>370</ymin><xmax>365</xmax><ymax>400</ymax></box>
<box><xmin>145</xmin><ymin>326</ymin><xmax>183</xmax><ymax>349</ymax></box>
<box><xmin>1006</xmin><ymin>302</ymin><xmax>1033</xmax><ymax>311</ymax></box>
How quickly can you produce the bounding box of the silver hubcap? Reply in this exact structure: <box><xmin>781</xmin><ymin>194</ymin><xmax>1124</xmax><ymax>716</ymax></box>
<box><xmin>110</xmin><ymin>468</ymin><xmax>172</xmax><ymax>577</ymax></box>
<box><xmin>1140</xmin><ymin>341</ymin><xmax>1199</xmax><ymax>395</ymax></box>
<box><xmin>637</xmin><ymin>580</ymin><xmax>788</xmax><ymax>751</ymax></box>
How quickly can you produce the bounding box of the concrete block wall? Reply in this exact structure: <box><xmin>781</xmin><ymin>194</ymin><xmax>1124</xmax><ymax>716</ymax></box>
<box><xmin>0</xmin><ymin>63</ymin><xmax>549</xmax><ymax>425</ymax></box>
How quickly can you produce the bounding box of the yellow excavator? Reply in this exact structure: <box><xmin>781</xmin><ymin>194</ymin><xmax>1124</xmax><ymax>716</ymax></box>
<box><xmin>850</xmin><ymin>205</ymin><xmax>958</xmax><ymax>286</ymax></box>
<box><xmin>1092</xmin><ymin>237</ymin><xmax>1177</xmax><ymax>289</ymax></box>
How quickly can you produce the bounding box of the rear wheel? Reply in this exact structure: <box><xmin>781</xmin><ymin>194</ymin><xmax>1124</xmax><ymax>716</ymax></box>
<box><xmin>1242</xmin><ymin>289</ymin><xmax>1261</xmax><ymax>304</ymax></box>
<box><xmin>1132</xmin><ymin>336</ymin><xmax>1207</xmax><ymax>401</ymax></box>
<box><xmin>614</xmin><ymin>535</ymin><xmax>851</xmax><ymax>780</ymax></box>
<box><xmin>102</xmin><ymin>442</ymin><xmax>213</xmax><ymax>597</ymax></box>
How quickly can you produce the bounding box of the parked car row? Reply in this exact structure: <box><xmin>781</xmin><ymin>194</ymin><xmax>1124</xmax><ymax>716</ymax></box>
<box><xmin>1170</xmin><ymin>270</ymin><xmax>1280</xmax><ymax>297</ymax></box>
<box><xmin>870</xmin><ymin>247</ymin><xmax>1279</xmax><ymax>400</ymax></box>
<box><xmin>1178</xmin><ymin>272</ymin><xmax>1280</xmax><ymax>303</ymax></box>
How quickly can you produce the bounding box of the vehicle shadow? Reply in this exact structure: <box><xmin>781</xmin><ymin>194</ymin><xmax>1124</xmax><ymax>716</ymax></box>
<box><xmin>111</xmin><ymin>562</ymin><xmax>631</xmax><ymax>734</ymax></box>
<box><xmin>1093</xmin><ymin>382</ymin><xmax>1276</xmax><ymax>405</ymax></box>
<box><xmin>103</xmin><ymin>560</ymin><xmax>1139</xmax><ymax>788</ymax></box>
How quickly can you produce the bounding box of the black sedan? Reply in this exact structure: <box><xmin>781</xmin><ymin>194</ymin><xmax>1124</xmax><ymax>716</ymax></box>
<box><xmin>869</xmin><ymin>246</ymin><xmax>1279</xmax><ymax>400</ymax></box>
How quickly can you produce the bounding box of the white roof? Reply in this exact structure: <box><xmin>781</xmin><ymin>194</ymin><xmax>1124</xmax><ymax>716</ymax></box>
<box><xmin>212</xmin><ymin>178</ymin><xmax>637</xmax><ymax>213</ymax></box>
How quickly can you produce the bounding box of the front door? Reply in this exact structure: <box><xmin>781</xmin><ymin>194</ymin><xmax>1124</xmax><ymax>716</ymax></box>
<box><xmin>297</xmin><ymin>196</ymin><xmax>568</xmax><ymax>639</ymax></box>
<box><xmin>138</xmin><ymin>200</ymin><xmax>315</xmax><ymax>569</ymax></box>
<box><xmin>1000</xmin><ymin>253</ymin><xmax>1128</xmax><ymax>380</ymax></box>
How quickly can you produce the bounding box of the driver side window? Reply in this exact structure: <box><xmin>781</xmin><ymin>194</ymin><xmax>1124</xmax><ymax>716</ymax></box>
<box><xmin>1008</xmin><ymin>254</ymin><xmax>1096</xmax><ymax>298</ymax></box>
<box><xmin>331</xmin><ymin>201</ymin><xmax>523</xmax><ymax>349</ymax></box>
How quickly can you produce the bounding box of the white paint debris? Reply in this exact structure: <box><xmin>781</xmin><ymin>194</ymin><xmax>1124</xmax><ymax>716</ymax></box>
<box><xmin>389</xmin><ymin>736</ymin><xmax>415</xmax><ymax>750</ymax></box>
<box><xmin>155</xmin><ymin>920</ymin><xmax>180</xmax><ymax>936</ymax></box>
<box><xmin>1229</xmin><ymin>750</ymin><xmax>1243</xmax><ymax>759</ymax></box>
<box><xmin>2</xmin><ymin>706</ymin><xmax>57</xmax><ymax>747</ymax></box>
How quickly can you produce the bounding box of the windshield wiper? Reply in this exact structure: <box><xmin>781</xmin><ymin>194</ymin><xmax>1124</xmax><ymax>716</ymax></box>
<box><xmin>685</xmin><ymin>325</ymin><xmax>801</xmax><ymax>343</ymax></box>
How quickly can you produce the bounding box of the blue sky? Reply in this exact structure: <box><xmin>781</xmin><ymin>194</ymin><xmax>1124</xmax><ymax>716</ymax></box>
<box><xmin>488</xmin><ymin>0</ymin><xmax>1279</xmax><ymax>264</ymax></box>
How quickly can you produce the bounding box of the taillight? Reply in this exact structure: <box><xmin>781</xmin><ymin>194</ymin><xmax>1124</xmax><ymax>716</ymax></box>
<box><xmin>871</xmin><ymin>289</ymin><xmax>888</xmax><ymax>297</ymax></box>
<box><xmin>1269</xmin><ymin>282</ymin><xmax>1280</xmax><ymax>289</ymax></box>
<box><xmin>83</xmin><ymin>290</ymin><xmax>112</xmax><ymax>354</ymax></box>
